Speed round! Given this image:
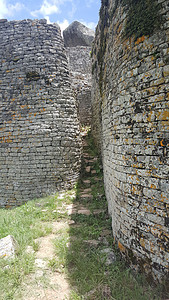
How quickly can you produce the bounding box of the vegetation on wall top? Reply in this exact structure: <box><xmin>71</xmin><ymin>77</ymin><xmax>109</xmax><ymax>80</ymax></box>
<box><xmin>92</xmin><ymin>0</ymin><xmax>164</xmax><ymax>95</ymax></box>
<box><xmin>122</xmin><ymin>0</ymin><xmax>163</xmax><ymax>40</ymax></box>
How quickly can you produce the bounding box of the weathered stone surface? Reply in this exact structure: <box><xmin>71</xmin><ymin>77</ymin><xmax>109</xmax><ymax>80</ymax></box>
<box><xmin>82</xmin><ymin>188</ymin><xmax>92</xmax><ymax>193</ymax></box>
<box><xmin>82</xmin><ymin>179</ymin><xmax>91</xmax><ymax>187</ymax></box>
<box><xmin>85</xmin><ymin>166</ymin><xmax>91</xmax><ymax>173</ymax></box>
<box><xmin>100</xmin><ymin>229</ymin><xmax>112</xmax><ymax>237</ymax></box>
<box><xmin>91</xmin><ymin>170</ymin><xmax>97</xmax><ymax>175</ymax></box>
<box><xmin>64</xmin><ymin>22</ymin><xmax>93</xmax><ymax>126</ymax></box>
<box><xmin>0</xmin><ymin>19</ymin><xmax>7</xmax><ymax>23</ymax></box>
<box><xmin>35</xmin><ymin>258</ymin><xmax>48</xmax><ymax>269</ymax></box>
<box><xmin>26</xmin><ymin>246</ymin><xmax>35</xmax><ymax>254</ymax></box>
<box><xmin>63</xmin><ymin>21</ymin><xmax>94</xmax><ymax>47</ymax></box>
<box><xmin>101</xmin><ymin>248</ymin><xmax>116</xmax><ymax>265</ymax></box>
<box><xmin>84</xmin><ymin>239</ymin><xmax>100</xmax><ymax>247</ymax></box>
<box><xmin>0</xmin><ymin>19</ymin><xmax>81</xmax><ymax>208</ymax></box>
<box><xmin>79</xmin><ymin>193</ymin><xmax>93</xmax><ymax>201</ymax></box>
<box><xmin>92</xmin><ymin>0</ymin><xmax>169</xmax><ymax>281</ymax></box>
<box><xmin>65</xmin><ymin>45</ymin><xmax>92</xmax><ymax>126</ymax></box>
<box><xmin>78</xmin><ymin>208</ymin><xmax>91</xmax><ymax>215</ymax></box>
<box><xmin>0</xmin><ymin>235</ymin><xmax>18</xmax><ymax>258</ymax></box>
<box><xmin>93</xmin><ymin>209</ymin><xmax>106</xmax><ymax>215</ymax></box>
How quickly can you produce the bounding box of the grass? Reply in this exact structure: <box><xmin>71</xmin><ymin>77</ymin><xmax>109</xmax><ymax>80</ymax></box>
<box><xmin>0</xmin><ymin>252</ymin><xmax>35</xmax><ymax>299</ymax></box>
<box><xmin>0</xmin><ymin>129</ymin><xmax>167</xmax><ymax>299</ymax></box>
<box><xmin>0</xmin><ymin>190</ymin><xmax>75</xmax><ymax>300</ymax></box>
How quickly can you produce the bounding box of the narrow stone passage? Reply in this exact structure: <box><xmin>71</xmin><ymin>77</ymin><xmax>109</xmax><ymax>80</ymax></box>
<box><xmin>1</xmin><ymin>129</ymin><xmax>166</xmax><ymax>300</ymax></box>
<box><xmin>20</xmin><ymin>129</ymin><xmax>116</xmax><ymax>300</ymax></box>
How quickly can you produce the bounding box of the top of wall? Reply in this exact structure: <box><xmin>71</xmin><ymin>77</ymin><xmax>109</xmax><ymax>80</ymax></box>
<box><xmin>0</xmin><ymin>18</ymin><xmax>61</xmax><ymax>33</ymax></box>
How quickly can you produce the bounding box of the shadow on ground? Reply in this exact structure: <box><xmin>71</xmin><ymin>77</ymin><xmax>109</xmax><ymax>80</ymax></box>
<box><xmin>0</xmin><ymin>129</ymin><xmax>168</xmax><ymax>300</ymax></box>
<box><xmin>55</xmin><ymin>129</ymin><xmax>168</xmax><ymax>300</ymax></box>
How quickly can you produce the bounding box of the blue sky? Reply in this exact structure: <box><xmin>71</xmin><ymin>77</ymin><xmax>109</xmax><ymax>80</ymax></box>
<box><xmin>0</xmin><ymin>0</ymin><xmax>101</xmax><ymax>31</ymax></box>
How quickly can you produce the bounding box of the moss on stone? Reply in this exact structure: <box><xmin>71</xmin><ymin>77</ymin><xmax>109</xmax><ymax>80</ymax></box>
<box><xmin>122</xmin><ymin>0</ymin><xmax>163</xmax><ymax>40</ymax></box>
<box><xmin>26</xmin><ymin>71</ymin><xmax>40</xmax><ymax>81</ymax></box>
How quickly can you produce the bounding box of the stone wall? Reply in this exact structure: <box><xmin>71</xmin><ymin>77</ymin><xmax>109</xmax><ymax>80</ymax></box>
<box><xmin>91</xmin><ymin>0</ymin><xmax>169</xmax><ymax>281</ymax></box>
<box><xmin>0</xmin><ymin>19</ymin><xmax>81</xmax><ymax>208</ymax></box>
<box><xmin>66</xmin><ymin>46</ymin><xmax>92</xmax><ymax>126</ymax></box>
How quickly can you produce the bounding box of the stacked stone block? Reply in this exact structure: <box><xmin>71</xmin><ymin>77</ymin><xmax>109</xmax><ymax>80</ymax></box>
<box><xmin>0</xmin><ymin>19</ymin><xmax>81</xmax><ymax>208</ymax></box>
<box><xmin>92</xmin><ymin>0</ymin><xmax>169</xmax><ymax>281</ymax></box>
<box><xmin>66</xmin><ymin>46</ymin><xmax>92</xmax><ymax>126</ymax></box>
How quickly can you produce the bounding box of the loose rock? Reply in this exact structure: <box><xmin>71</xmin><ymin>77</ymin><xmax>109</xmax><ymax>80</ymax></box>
<box><xmin>0</xmin><ymin>235</ymin><xmax>18</xmax><ymax>259</ymax></box>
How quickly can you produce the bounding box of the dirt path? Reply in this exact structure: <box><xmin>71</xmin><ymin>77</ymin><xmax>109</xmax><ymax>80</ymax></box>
<box><xmin>20</xmin><ymin>130</ymin><xmax>102</xmax><ymax>300</ymax></box>
<box><xmin>17</xmin><ymin>130</ymin><xmax>118</xmax><ymax>300</ymax></box>
<box><xmin>1</xmin><ymin>130</ymin><xmax>166</xmax><ymax>300</ymax></box>
<box><xmin>23</xmin><ymin>221</ymin><xmax>71</xmax><ymax>300</ymax></box>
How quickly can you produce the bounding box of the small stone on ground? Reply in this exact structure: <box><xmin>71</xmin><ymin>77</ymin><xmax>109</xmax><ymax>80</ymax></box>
<box><xmin>79</xmin><ymin>193</ymin><xmax>93</xmax><ymax>201</ymax></box>
<box><xmin>35</xmin><ymin>258</ymin><xmax>48</xmax><ymax>269</ymax></box>
<box><xmin>91</xmin><ymin>170</ymin><xmax>97</xmax><ymax>175</ymax></box>
<box><xmin>26</xmin><ymin>246</ymin><xmax>35</xmax><ymax>254</ymax></box>
<box><xmin>101</xmin><ymin>248</ymin><xmax>116</xmax><ymax>265</ymax></box>
<box><xmin>93</xmin><ymin>209</ymin><xmax>105</xmax><ymax>215</ymax></box>
<box><xmin>0</xmin><ymin>235</ymin><xmax>18</xmax><ymax>259</ymax></box>
<box><xmin>82</xmin><ymin>179</ymin><xmax>91</xmax><ymax>187</ymax></box>
<box><xmin>84</xmin><ymin>239</ymin><xmax>100</xmax><ymax>247</ymax></box>
<box><xmin>78</xmin><ymin>209</ymin><xmax>91</xmax><ymax>215</ymax></box>
<box><xmin>85</xmin><ymin>166</ymin><xmax>91</xmax><ymax>173</ymax></box>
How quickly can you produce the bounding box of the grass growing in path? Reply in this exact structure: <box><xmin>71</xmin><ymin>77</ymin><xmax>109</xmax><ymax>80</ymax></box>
<box><xmin>52</xmin><ymin>205</ymin><xmax>165</xmax><ymax>299</ymax></box>
<box><xmin>0</xmin><ymin>130</ymin><xmax>167</xmax><ymax>299</ymax></box>
<box><xmin>0</xmin><ymin>190</ymin><xmax>75</xmax><ymax>300</ymax></box>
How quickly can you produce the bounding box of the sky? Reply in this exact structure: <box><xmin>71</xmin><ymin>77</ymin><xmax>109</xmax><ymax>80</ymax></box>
<box><xmin>0</xmin><ymin>0</ymin><xmax>101</xmax><ymax>32</ymax></box>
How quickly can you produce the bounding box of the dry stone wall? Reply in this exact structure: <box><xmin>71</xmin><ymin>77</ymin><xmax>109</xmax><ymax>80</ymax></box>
<box><xmin>66</xmin><ymin>46</ymin><xmax>92</xmax><ymax>126</ymax></box>
<box><xmin>92</xmin><ymin>0</ymin><xmax>169</xmax><ymax>281</ymax></box>
<box><xmin>0</xmin><ymin>19</ymin><xmax>81</xmax><ymax>208</ymax></box>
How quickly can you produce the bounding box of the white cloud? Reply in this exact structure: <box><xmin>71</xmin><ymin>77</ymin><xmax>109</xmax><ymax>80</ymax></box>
<box><xmin>85</xmin><ymin>0</ymin><xmax>94</xmax><ymax>8</ymax></box>
<box><xmin>0</xmin><ymin>0</ymin><xmax>8</xmax><ymax>18</ymax></box>
<box><xmin>0</xmin><ymin>0</ymin><xmax>24</xmax><ymax>19</ymax></box>
<box><xmin>85</xmin><ymin>0</ymin><xmax>100</xmax><ymax>8</ymax></box>
<box><xmin>31</xmin><ymin>0</ymin><xmax>76</xmax><ymax>18</ymax></box>
<box><xmin>67</xmin><ymin>1</ymin><xmax>76</xmax><ymax>19</ymax></box>
<box><xmin>31</xmin><ymin>0</ymin><xmax>59</xmax><ymax>18</ymax></box>
<box><xmin>57</xmin><ymin>18</ymin><xmax>69</xmax><ymax>33</ymax></box>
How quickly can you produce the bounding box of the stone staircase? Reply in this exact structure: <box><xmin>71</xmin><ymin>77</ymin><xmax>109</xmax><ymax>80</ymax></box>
<box><xmin>76</xmin><ymin>130</ymin><xmax>106</xmax><ymax>214</ymax></box>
